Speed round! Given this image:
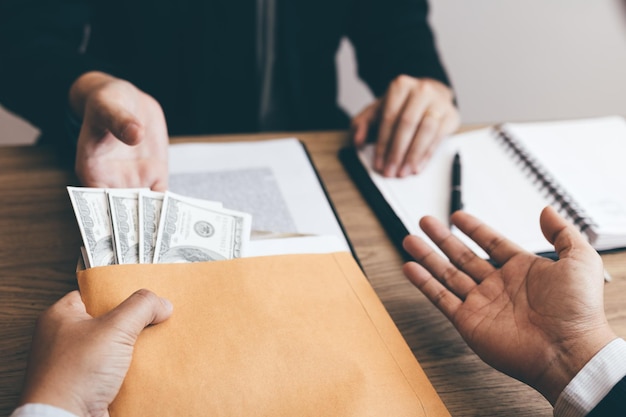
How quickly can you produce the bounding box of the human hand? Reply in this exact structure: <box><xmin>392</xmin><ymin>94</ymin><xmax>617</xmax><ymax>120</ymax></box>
<box><xmin>20</xmin><ymin>289</ymin><xmax>173</xmax><ymax>417</ymax></box>
<box><xmin>69</xmin><ymin>71</ymin><xmax>169</xmax><ymax>190</ymax></box>
<box><xmin>402</xmin><ymin>207</ymin><xmax>616</xmax><ymax>404</ymax></box>
<box><xmin>352</xmin><ymin>75</ymin><xmax>460</xmax><ymax>178</ymax></box>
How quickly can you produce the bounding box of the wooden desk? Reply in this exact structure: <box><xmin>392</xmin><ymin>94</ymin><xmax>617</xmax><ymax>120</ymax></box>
<box><xmin>1</xmin><ymin>131</ymin><xmax>625</xmax><ymax>416</ymax></box>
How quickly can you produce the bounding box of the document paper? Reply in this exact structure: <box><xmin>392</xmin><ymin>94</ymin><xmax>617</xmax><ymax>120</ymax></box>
<box><xmin>168</xmin><ymin>139</ymin><xmax>350</xmax><ymax>252</ymax></box>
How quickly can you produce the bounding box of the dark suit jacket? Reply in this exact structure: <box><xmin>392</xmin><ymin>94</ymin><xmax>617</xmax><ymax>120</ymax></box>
<box><xmin>0</xmin><ymin>0</ymin><xmax>450</xmax><ymax>151</ymax></box>
<box><xmin>588</xmin><ymin>376</ymin><xmax>626</xmax><ymax>416</ymax></box>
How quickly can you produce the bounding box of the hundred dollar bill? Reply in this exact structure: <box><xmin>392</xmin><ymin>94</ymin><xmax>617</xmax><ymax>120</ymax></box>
<box><xmin>153</xmin><ymin>192</ymin><xmax>251</xmax><ymax>263</ymax></box>
<box><xmin>108</xmin><ymin>190</ymin><xmax>141</xmax><ymax>264</ymax></box>
<box><xmin>138</xmin><ymin>191</ymin><xmax>223</xmax><ymax>263</ymax></box>
<box><xmin>138</xmin><ymin>190</ymin><xmax>164</xmax><ymax>264</ymax></box>
<box><xmin>67</xmin><ymin>187</ymin><xmax>116</xmax><ymax>267</ymax></box>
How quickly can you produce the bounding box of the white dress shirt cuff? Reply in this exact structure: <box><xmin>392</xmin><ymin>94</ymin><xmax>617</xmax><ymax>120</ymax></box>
<box><xmin>554</xmin><ymin>338</ymin><xmax>626</xmax><ymax>417</ymax></box>
<box><xmin>10</xmin><ymin>404</ymin><xmax>79</xmax><ymax>417</ymax></box>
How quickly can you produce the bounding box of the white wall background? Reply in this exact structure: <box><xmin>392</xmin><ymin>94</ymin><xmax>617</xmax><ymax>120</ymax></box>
<box><xmin>430</xmin><ymin>0</ymin><xmax>626</xmax><ymax>124</ymax></box>
<box><xmin>3</xmin><ymin>0</ymin><xmax>626</xmax><ymax>144</ymax></box>
<box><xmin>338</xmin><ymin>0</ymin><xmax>626</xmax><ymax>123</ymax></box>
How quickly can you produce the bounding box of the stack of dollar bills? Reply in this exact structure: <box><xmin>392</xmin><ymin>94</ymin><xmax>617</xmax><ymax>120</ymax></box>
<box><xmin>68</xmin><ymin>187</ymin><xmax>252</xmax><ymax>268</ymax></box>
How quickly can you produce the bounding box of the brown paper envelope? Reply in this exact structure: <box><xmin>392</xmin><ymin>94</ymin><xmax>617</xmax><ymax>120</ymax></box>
<box><xmin>77</xmin><ymin>252</ymin><xmax>450</xmax><ymax>417</ymax></box>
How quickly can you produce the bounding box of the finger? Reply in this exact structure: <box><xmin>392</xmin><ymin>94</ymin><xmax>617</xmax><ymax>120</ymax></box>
<box><xmin>438</xmin><ymin>106</ymin><xmax>461</xmax><ymax>136</ymax></box>
<box><xmin>403</xmin><ymin>234</ymin><xmax>476</xmax><ymax>299</ymax></box>
<box><xmin>136</xmin><ymin>160</ymin><xmax>168</xmax><ymax>191</ymax></box>
<box><xmin>407</xmin><ymin>110</ymin><xmax>459</xmax><ymax>175</ymax></box>
<box><xmin>89</xmin><ymin>93</ymin><xmax>145</xmax><ymax>146</ymax></box>
<box><xmin>375</xmin><ymin>85</ymin><xmax>411</xmax><ymax>172</ymax></box>
<box><xmin>151</xmin><ymin>177</ymin><xmax>168</xmax><ymax>192</ymax></box>
<box><xmin>385</xmin><ymin>91</ymin><xmax>429</xmax><ymax>177</ymax></box>
<box><xmin>151</xmin><ymin>163</ymin><xmax>169</xmax><ymax>191</ymax></box>
<box><xmin>539</xmin><ymin>206</ymin><xmax>594</xmax><ymax>260</ymax></box>
<box><xmin>403</xmin><ymin>261</ymin><xmax>462</xmax><ymax>321</ymax></box>
<box><xmin>102</xmin><ymin>289</ymin><xmax>173</xmax><ymax>341</ymax></box>
<box><xmin>400</xmin><ymin>110</ymin><xmax>443</xmax><ymax>176</ymax></box>
<box><xmin>419</xmin><ymin>216</ymin><xmax>495</xmax><ymax>282</ymax></box>
<box><xmin>451</xmin><ymin>211</ymin><xmax>524</xmax><ymax>265</ymax></box>
<box><xmin>402</xmin><ymin>109</ymin><xmax>443</xmax><ymax>175</ymax></box>
<box><xmin>414</xmin><ymin>132</ymin><xmax>443</xmax><ymax>175</ymax></box>
<box><xmin>351</xmin><ymin>101</ymin><xmax>380</xmax><ymax>147</ymax></box>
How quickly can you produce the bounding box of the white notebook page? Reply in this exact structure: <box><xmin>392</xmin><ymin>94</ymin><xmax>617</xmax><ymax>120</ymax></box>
<box><xmin>505</xmin><ymin>117</ymin><xmax>626</xmax><ymax>249</ymax></box>
<box><xmin>358</xmin><ymin>129</ymin><xmax>553</xmax><ymax>258</ymax></box>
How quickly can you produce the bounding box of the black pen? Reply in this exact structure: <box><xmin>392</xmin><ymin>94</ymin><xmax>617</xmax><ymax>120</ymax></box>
<box><xmin>450</xmin><ymin>152</ymin><xmax>463</xmax><ymax>220</ymax></box>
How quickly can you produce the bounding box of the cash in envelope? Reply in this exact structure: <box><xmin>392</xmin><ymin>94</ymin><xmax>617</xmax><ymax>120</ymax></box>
<box><xmin>67</xmin><ymin>187</ymin><xmax>252</xmax><ymax>268</ymax></box>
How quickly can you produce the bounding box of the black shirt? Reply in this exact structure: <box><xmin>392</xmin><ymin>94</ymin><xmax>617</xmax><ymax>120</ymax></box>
<box><xmin>0</xmin><ymin>0</ymin><xmax>451</xmax><ymax>150</ymax></box>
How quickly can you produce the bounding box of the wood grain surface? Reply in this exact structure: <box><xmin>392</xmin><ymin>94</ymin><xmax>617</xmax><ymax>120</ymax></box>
<box><xmin>0</xmin><ymin>131</ymin><xmax>624</xmax><ymax>416</ymax></box>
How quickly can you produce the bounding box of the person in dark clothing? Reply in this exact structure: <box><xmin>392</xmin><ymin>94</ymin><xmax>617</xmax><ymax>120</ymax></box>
<box><xmin>0</xmin><ymin>0</ymin><xmax>459</xmax><ymax>189</ymax></box>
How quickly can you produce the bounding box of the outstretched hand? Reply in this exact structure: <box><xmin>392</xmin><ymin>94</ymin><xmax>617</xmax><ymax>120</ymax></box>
<box><xmin>403</xmin><ymin>206</ymin><xmax>616</xmax><ymax>404</ymax></box>
<box><xmin>70</xmin><ymin>71</ymin><xmax>169</xmax><ymax>190</ymax></box>
<box><xmin>20</xmin><ymin>289</ymin><xmax>173</xmax><ymax>417</ymax></box>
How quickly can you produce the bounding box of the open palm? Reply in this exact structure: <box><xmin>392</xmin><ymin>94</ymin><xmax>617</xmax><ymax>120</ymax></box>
<box><xmin>403</xmin><ymin>207</ymin><xmax>615</xmax><ymax>404</ymax></box>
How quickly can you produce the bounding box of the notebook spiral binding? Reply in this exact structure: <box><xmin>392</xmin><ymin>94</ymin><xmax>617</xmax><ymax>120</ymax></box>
<box><xmin>493</xmin><ymin>125</ymin><xmax>597</xmax><ymax>234</ymax></box>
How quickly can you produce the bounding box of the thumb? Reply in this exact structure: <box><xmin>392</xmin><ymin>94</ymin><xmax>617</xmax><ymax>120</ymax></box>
<box><xmin>102</xmin><ymin>289</ymin><xmax>173</xmax><ymax>342</ymax></box>
<box><xmin>351</xmin><ymin>100</ymin><xmax>380</xmax><ymax>146</ymax></box>
<box><xmin>540</xmin><ymin>206</ymin><xmax>591</xmax><ymax>260</ymax></box>
<box><xmin>88</xmin><ymin>93</ymin><xmax>145</xmax><ymax>146</ymax></box>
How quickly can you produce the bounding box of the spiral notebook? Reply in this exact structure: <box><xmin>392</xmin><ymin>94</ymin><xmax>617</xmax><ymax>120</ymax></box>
<box><xmin>340</xmin><ymin>116</ymin><xmax>626</xmax><ymax>258</ymax></box>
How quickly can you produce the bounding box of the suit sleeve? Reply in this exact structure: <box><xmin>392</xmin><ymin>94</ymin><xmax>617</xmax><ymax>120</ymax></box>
<box><xmin>586</xmin><ymin>377</ymin><xmax>626</xmax><ymax>417</ymax></box>
<box><xmin>0</xmin><ymin>0</ymin><xmax>116</xmax><ymax>148</ymax></box>
<box><xmin>10</xmin><ymin>404</ymin><xmax>79</xmax><ymax>417</ymax></box>
<box><xmin>554</xmin><ymin>338</ymin><xmax>626</xmax><ymax>417</ymax></box>
<box><xmin>345</xmin><ymin>0</ymin><xmax>451</xmax><ymax>97</ymax></box>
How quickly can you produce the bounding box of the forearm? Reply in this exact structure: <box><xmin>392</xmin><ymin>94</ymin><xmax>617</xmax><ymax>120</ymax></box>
<box><xmin>346</xmin><ymin>0</ymin><xmax>451</xmax><ymax>96</ymax></box>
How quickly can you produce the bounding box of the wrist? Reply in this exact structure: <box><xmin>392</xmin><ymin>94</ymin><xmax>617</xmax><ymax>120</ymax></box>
<box><xmin>21</xmin><ymin>386</ymin><xmax>87</xmax><ymax>417</ymax></box>
<box><xmin>534</xmin><ymin>326</ymin><xmax>616</xmax><ymax>405</ymax></box>
<box><xmin>20</xmin><ymin>370</ymin><xmax>89</xmax><ymax>417</ymax></box>
<box><xmin>554</xmin><ymin>338</ymin><xmax>626</xmax><ymax>417</ymax></box>
<box><xmin>68</xmin><ymin>71</ymin><xmax>118</xmax><ymax>119</ymax></box>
